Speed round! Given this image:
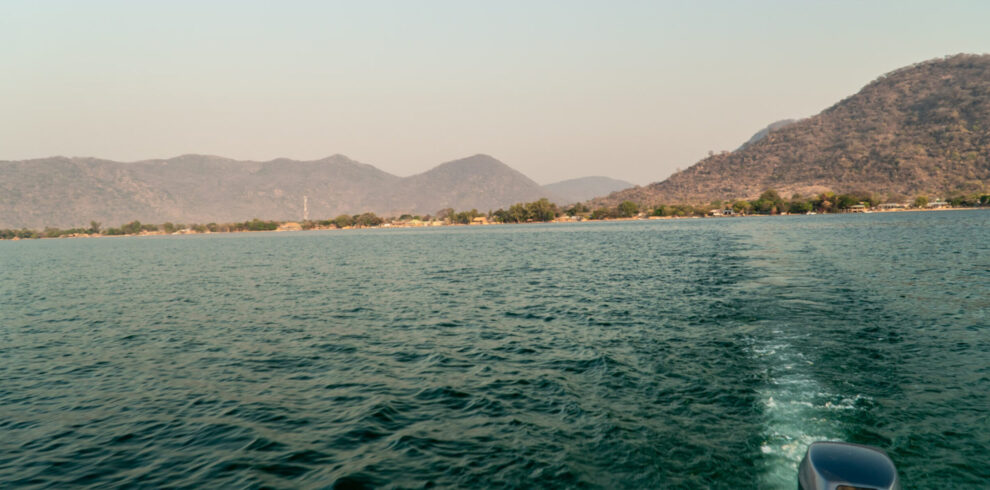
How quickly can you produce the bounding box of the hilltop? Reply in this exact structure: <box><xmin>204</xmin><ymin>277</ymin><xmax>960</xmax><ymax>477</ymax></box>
<box><xmin>593</xmin><ymin>54</ymin><xmax>990</xmax><ymax>207</ymax></box>
<box><xmin>383</xmin><ymin>154</ymin><xmax>562</xmax><ymax>215</ymax></box>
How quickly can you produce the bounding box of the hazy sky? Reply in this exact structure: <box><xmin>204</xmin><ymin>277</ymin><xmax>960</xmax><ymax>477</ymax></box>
<box><xmin>2</xmin><ymin>1</ymin><xmax>988</xmax><ymax>184</ymax></box>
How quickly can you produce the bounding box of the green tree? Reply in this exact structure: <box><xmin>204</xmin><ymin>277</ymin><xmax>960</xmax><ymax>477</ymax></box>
<box><xmin>333</xmin><ymin>214</ymin><xmax>354</xmax><ymax>228</ymax></box>
<box><xmin>813</xmin><ymin>192</ymin><xmax>836</xmax><ymax>213</ymax></box>
<box><xmin>120</xmin><ymin>220</ymin><xmax>144</xmax><ymax>235</ymax></box>
<box><xmin>244</xmin><ymin>219</ymin><xmax>278</xmax><ymax>231</ymax></box>
<box><xmin>354</xmin><ymin>212</ymin><xmax>383</xmax><ymax>227</ymax></box>
<box><xmin>753</xmin><ymin>190</ymin><xmax>785</xmax><ymax>214</ymax></box>
<box><xmin>617</xmin><ymin>201</ymin><xmax>640</xmax><ymax>218</ymax></box>
<box><xmin>436</xmin><ymin>208</ymin><xmax>455</xmax><ymax>222</ymax></box>
<box><xmin>526</xmin><ymin>198</ymin><xmax>558</xmax><ymax>222</ymax></box>
<box><xmin>835</xmin><ymin>194</ymin><xmax>860</xmax><ymax>210</ymax></box>
<box><xmin>566</xmin><ymin>203</ymin><xmax>590</xmax><ymax>216</ymax></box>
<box><xmin>947</xmin><ymin>194</ymin><xmax>978</xmax><ymax>207</ymax></box>
<box><xmin>491</xmin><ymin>208</ymin><xmax>510</xmax><ymax>223</ymax></box>
<box><xmin>731</xmin><ymin>201</ymin><xmax>752</xmax><ymax>214</ymax></box>
<box><xmin>507</xmin><ymin>203</ymin><xmax>529</xmax><ymax>223</ymax></box>
<box><xmin>788</xmin><ymin>196</ymin><xmax>813</xmax><ymax>214</ymax></box>
<box><xmin>452</xmin><ymin>209</ymin><xmax>481</xmax><ymax>224</ymax></box>
<box><xmin>790</xmin><ymin>201</ymin><xmax>813</xmax><ymax>213</ymax></box>
<box><xmin>670</xmin><ymin>204</ymin><xmax>700</xmax><ymax>216</ymax></box>
<box><xmin>590</xmin><ymin>207</ymin><xmax>615</xmax><ymax>220</ymax></box>
<box><xmin>913</xmin><ymin>196</ymin><xmax>929</xmax><ymax>208</ymax></box>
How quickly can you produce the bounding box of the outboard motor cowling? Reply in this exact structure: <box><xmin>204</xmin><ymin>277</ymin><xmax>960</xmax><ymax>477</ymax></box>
<box><xmin>798</xmin><ymin>441</ymin><xmax>900</xmax><ymax>490</ymax></box>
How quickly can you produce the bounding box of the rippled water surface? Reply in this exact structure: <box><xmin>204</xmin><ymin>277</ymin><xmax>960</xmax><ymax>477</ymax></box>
<box><xmin>2</xmin><ymin>211</ymin><xmax>988</xmax><ymax>488</ymax></box>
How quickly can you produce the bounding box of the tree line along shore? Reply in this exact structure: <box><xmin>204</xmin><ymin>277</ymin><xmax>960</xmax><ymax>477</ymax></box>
<box><xmin>3</xmin><ymin>190</ymin><xmax>989</xmax><ymax>241</ymax></box>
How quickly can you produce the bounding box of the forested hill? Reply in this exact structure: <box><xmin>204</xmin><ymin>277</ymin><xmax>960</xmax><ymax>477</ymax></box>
<box><xmin>593</xmin><ymin>54</ymin><xmax>990</xmax><ymax>207</ymax></box>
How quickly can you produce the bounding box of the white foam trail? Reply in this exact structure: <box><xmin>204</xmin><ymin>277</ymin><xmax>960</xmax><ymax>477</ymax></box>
<box><xmin>748</xmin><ymin>330</ymin><xmax>864</xmax><ymax>489</ymax></box>
<box><xmin>739</xmin><ymin>233</ymin><xmax>871</xmax><ymax>487</ymax></box>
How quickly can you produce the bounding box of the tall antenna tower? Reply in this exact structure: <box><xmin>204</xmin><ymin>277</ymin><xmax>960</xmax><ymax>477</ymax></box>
<box><xmin>303</xmin><ymin>195</ymin><xmax>309</xmax><ymax>221</ymax></box>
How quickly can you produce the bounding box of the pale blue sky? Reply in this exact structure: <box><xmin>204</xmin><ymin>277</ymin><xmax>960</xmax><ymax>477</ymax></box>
<box><xmin>2</xmin><ymin>1</ymin><xmax>988</xmax><ymax>184</ymax></box>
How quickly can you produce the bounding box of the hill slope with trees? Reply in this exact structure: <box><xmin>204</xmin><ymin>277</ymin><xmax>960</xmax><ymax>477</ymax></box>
<box><xmin>593</xmin><ymin>54</ymin><xmax>990</xmax><ymax>207</ymax></box>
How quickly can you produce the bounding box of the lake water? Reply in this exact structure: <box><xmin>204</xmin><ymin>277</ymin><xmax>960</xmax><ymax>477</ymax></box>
<box><xmin>1</xmin><ymin>211</ymin><xmax>988</xmax><ymax>488</ymax></box>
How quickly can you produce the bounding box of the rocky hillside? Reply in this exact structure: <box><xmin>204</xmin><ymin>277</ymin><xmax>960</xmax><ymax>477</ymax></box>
<box><xmin>594</xmin><ymin>54</ymin><xmax>990</xmax><ymax>207</ymax></box>
<box><xmin>0</xmin><ymin>154</ymin><xmax>556</xmax><ymax>228</ymax></box>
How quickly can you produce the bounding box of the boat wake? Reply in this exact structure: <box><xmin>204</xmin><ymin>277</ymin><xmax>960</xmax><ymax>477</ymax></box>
<box><xmin>749</xmin><ymin>328</ymin><xmax>869</xmax><ymax>488</ymax></box>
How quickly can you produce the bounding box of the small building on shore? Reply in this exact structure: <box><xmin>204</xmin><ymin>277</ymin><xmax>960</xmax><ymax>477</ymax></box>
<box><xmin>877</xmin><ymin>203</ymin><xmax>908</xmax><ymax>210</ymax></box>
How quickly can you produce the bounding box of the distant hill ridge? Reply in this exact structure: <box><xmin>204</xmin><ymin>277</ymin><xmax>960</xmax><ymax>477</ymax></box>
<box><xmin>543</xmin><ymin>176</ymin><xmax>635</xmax><ymax>204</ymax></box>
<box><xmin>737</xmin><ymin>119</ymin><xmax>796</xmax><ymax>151</ymax></box>
<box><xmin>0</xmin><ymin>154</ymin><xmax>568</xmax><ymax>228</ymax></box>
<box><xmin>594</xmin><ymin>53</ymin><xmax>990</xmax><ymax>207</ymax></box>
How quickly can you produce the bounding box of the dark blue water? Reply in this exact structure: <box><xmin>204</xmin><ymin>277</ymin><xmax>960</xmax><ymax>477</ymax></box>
<box><xmin>1</xmin><ymin>211</ymin><xmax>988</xmax><ymax>488</ymax></box>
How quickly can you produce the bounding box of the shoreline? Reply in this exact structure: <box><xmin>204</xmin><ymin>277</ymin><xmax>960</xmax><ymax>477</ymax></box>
<box><xmin>1</xmin><ymin>206</ymin><xmax>984</xmax><ymax>242</ymax></box>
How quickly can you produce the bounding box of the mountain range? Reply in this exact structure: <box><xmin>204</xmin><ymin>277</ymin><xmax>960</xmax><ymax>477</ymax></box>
<box><xmin>0</xmin><ymin>154</ymin><xmax>627</xmax><ymax>229</ymax></box>
<box><xmin>594</xmin><ymin>54</ymin><xmax>990</xmax><ymax>207</ymax></box>
<box><xmin>6</xmin><ymin>54</ymin><xmax>989</xmax><ymax>228</ymax></box>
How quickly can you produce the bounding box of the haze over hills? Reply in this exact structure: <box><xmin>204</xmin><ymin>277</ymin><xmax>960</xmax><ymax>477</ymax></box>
<box><xmin>0</xmin><ymin>154</ymin><xmax>563</xmax><ymax>229</ymax></box>
<box><xmin>594</xmin><ymin>54</ymin><xmax>990</xmax><ymax>208</ymax></box>
<box><xmin>543</xmin><ymin>176</ymin><xmax>635</xmax><ymax>204</ymax></box>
